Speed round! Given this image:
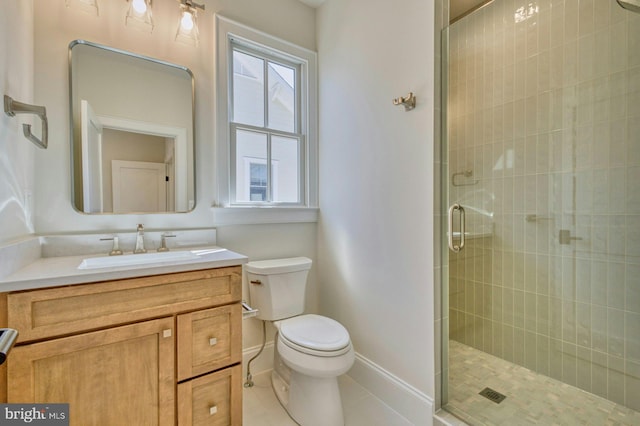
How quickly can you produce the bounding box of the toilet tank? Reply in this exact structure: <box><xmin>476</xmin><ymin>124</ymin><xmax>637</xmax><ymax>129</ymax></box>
<box><xmin>245</xmin><ymin>257</ymin><xmax>312</xmax><ymax>321</ymax></box>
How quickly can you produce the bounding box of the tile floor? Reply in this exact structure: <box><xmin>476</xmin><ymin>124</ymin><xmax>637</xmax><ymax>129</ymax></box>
<box><xmin>445</xmin><ymin>341</ymin><xmax>640</xmax><ymax>426</ymax></box>
<box><xmin>242</xmin><ymin>370</ymin><xmax>413</xmax><ymax>426</ymax></box>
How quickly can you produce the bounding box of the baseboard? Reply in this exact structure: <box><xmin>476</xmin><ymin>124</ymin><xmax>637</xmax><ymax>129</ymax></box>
<box><xmin>348</xmin><ymin>353</ymin><xmax>435</xmax><ymax>426</ymax></box>
<box><xmin>242</xmin><ymin>341</ymin><xmax>275</xmax><ymax>378</ymax></box>
<box><xmin>242</xmin><ymin>345</ymin><xmax>436</xmax><ymax>425</ymax></box>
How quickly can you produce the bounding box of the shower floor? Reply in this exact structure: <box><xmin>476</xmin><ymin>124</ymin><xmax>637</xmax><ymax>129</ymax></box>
<box><xmin>445</xmin><ymin>341</ymin><xmax>640</xmax><ymax>425</ymax></box>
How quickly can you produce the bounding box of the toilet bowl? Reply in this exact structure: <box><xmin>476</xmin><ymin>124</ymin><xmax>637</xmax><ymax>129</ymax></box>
<box><xmin>245</xmin><ymin>258</ymin><xmax>355</xmax><ymax>426</ymax></box>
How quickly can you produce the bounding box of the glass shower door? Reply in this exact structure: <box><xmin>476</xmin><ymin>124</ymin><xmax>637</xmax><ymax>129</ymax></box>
<box><xmin>443</xmin><ymin>0</ymin><xmax>640</xmax><ymax>424</ymax></box>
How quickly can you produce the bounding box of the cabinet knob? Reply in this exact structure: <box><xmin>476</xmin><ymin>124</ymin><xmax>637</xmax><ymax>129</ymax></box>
<box><xmin>209</xmin><ymin>337</ymin><xmax>218</xmax><ymax>346</ymax></box>
<box><xmin>163</xmin><ymin>329</ymin><xmax>172</xmax><ymax>338</ymax></box>
<box><xmin>209</xmin><ymin>405</ymin><xmax>218</xmax><ymax>415</ymax></box>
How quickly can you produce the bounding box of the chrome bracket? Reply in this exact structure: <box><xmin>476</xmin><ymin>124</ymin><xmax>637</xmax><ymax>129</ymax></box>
<box><xmin>4</xmin><ymin>95</ymin><xmax>48</xmax><ymax>149</ymax></box>
<box><xmin>393</xmin><ymin>92</ymin><xmax>416</xmax><ymax>111</ymax></box>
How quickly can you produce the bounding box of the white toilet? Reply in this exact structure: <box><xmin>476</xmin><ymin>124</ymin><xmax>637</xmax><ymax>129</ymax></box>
<box><xmin>245</xmin><ymin>257</ymin><xmax>354</xmax><ymax>426</ymax></box>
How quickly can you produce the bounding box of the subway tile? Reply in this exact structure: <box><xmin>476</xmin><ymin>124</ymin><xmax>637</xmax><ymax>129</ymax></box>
<box><xmin>608</xmin><ymin>262</ymin><xmax>626</xmax><ymax>309</ymax></box>
<box><xmin>591</xmin><ymin>305</ymin><xmax>608</xmax><ymax>353</ymax></box>
<box><xmin>550</xmin><ymin>296</ymin><xmax>563</xmax><ymax>340</ymax></box>
<box><xmin>562</xmin><ymin>299</ymin><xmax>577</xmax><ymax>343</ymax></box>
<box><xmin>626</xmin><ymin>264</ymin><xmax>640</xmax><ymax>314</ymax></box>
<box><xmin>610</xmin><ymin>21</ymin><xmax>628</xmax><ymax>74</ymax></box>
<box><xmin>578</xmin><ymin>33</ymin><xmax>595</xmax><ymax>82</ymax></box>
<box><xmin>577</xmin><ymin>302</ymin><xmax>592</xmax><ymax>348</ymax></box>
<box><xmin>626</xmin><ymin>360</ymin><xmax>640</xmax><ymax>411</ymax></box>
<box><xmin>626</xmin><ymin>311</ymin><xmax>640</xmax><ymax>363</ymax></box>
<box><xmin>562</xmin><ymin>341</ymin><xmax>578</xmax><ymax>386</ymax></box>
<box><xmin>592</xmin><ymin>350</ymin><xmax>609</xmax><ymax>399</ymax></box>
<box><xmin>578</xmin><ymin>0</ymin><xmax>594</xmax><ymax>37</ymax></box>
<box><xmin>608</xmin><ymin>308</ymin><xmax>625</xmax><ymax>358</ymax></box>
<box><xmin>591</xmin><ymin>261</ymin><xmax>607</xmax><ymax>306</ymax></box>
<box><xmin>629</xmin><ymin>15</ymin><xmax>640</xmax><ymax>68</ymax></box>
<box><xmin>537</xmin><ymin>294</ymin><xmax>550</xmax><ymax>336</ymax></box>
<box><xmin>608</xmin><ymin>355</ymin><xmax>626</xmax><ymax>405</ymax></box>
<box><xmin>577</xmin><ymin>346</ymin><xmax>592</xmax><ymax>392</ymax></box>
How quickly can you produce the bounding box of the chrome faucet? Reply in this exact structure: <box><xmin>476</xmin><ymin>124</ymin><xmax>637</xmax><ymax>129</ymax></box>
<box><xmin>100</xmin><ymin>236</ymin><xmax>123</xmax><ymax>256</ymax></box>
<box><xmin>134</xmin><ymin>224</ymin><xmax>147</xmax><ymax>254</ymax></box>
<box><xmin>157</xmin><ymin>233</ymin><xmax>176</xmax><ymax>252</ymax></box>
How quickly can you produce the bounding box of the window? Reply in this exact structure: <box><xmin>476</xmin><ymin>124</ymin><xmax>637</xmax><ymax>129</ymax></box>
<box><xmin>215</xmin><ymin>15</ymin><xmax>318</xmax><ymax>222</ymax></box>
<box><xmin>231</xmin><ymin>55</ymin><xmax>302</xmax><ymax>205</ymax></box>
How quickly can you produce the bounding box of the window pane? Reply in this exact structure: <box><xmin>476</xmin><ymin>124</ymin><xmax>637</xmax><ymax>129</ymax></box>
<box><xmin>272</xmin><ymin>136</ymin><xmax>299</xmax><ymax>203</ymax></box>
<box><xmin>235</xmin><ymin>129</ymin><xmax>267</xmax><ymax>202</ymax></box>
<box><xmin>268</xmin><ymin>62</ymin><xmax>295</xmax><ymax>132</ymax></box>
<box><xmin>233</xmin><ymin>50</ymin><xmax>264</xmax><ymax>127</ymax></box>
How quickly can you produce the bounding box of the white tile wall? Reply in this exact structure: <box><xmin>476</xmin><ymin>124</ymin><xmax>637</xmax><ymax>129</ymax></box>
<box><xmin>447</xmin><ymin>0</ymin><xmax>640</xmax><ymax>413</ymax></box>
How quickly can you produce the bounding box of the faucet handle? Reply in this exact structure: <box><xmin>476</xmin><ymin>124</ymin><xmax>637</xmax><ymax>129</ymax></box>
<box><xmin>100</xmin><ymin>236</ymin><xmax>123</xmax><ymax>256</ymax></box>
<box><xmin>157</xmin><ymin>233</ymin><xmax>176</xmax><ymax>252</ymax></box>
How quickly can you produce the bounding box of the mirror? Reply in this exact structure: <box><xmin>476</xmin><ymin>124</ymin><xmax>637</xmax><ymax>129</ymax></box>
<box><xmin>69</xmin><ymin>40</ymin><xmax>195</xmax><ymax>214</ymax></box>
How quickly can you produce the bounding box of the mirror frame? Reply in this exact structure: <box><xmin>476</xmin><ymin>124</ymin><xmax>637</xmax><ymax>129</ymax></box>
<box><xmin>68</xmin><ymin>39</ymin><xmax>196</xmax><ymax>214</ymax></box>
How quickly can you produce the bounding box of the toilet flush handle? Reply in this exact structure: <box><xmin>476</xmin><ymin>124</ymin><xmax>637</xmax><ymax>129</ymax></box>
<box><xmin>250</xmin><ymin>279</ymin><xmax>262</xmax><ymax>285</ymax></box>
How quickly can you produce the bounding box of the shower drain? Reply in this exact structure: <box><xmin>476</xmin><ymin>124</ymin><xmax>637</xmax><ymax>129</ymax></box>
<box><xmin>479</xmin><ymin>387</ymin><xmax>506</xmax><ymax>404</ymax></box>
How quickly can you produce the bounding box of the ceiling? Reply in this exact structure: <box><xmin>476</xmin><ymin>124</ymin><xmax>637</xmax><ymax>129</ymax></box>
<box><xmin>297</xmin><ymin>0</ymin><xmax>325</xmax><ymax>8</ymax></box>
<box><xmin>295</xmin><ymin>0</ymin><xmax>490</xmax><ymax>21</ymax></box>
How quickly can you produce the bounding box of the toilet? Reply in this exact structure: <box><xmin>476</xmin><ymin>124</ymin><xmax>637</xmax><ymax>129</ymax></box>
<box><xmin>245</xmin><ymin>257</ymin><xmax>354</xmax><ymax>426</ymax></box>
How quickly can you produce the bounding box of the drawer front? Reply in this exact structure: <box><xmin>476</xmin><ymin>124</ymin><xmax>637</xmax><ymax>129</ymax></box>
<box><xmin>8</xmin><ymin>267</ymin><xmax>241</xmax><ymax>342</ymax></box>
<box><xmin>177</xmin><ymin>304</ymin><xmax>242</xmax><ymax>381</ymax></box>
<box><xmin>177</xmin><ymin>364</ymin><xmax>242</xmax><ymax>426</ymax></box>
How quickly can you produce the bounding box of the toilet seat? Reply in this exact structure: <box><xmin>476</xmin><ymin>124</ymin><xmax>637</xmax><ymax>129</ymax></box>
<box><xmin>278</xmin><ymin>314</ymin><xmax>351</xmax><ymax>357</ymax></box>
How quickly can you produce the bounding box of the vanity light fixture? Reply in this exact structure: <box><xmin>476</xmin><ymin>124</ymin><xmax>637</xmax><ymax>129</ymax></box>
<box><xmin>126</xmin><ymin>0</ymin><xmax>154</xmax><ymax>33</ymax></box>
<box><xmin>65</xmin><ymin>0</ymin><xmax>99</xmax><ymax>16</ymax></box>
<box><xmin>175</xmin><ymin>0</ymin><xmax>205</xmax><ymax>46</ymax></box>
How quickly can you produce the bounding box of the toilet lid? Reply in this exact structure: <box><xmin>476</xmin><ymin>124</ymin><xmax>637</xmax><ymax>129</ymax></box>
<box><xmin>279</xmin><ymin>314</ymin><xmax>350</xmax><ymax>352</ymax></box>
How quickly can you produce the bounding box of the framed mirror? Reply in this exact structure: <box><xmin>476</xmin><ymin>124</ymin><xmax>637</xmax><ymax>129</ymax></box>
<box><xmin>69</xmin><ymin>40</ymin><xmax>195</xmax><ymax>214</ymax></box>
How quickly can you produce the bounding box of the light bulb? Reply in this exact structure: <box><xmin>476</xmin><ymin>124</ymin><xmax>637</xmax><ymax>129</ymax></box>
<box><xmin>180</xmin><ymin>11</ymin><xmax>194</xmax><ymax>31</ymax></box>
<box><xmin>132</xmin><ymin>0</ymin><xmax>147</xmax><ymax>14</ymax></box>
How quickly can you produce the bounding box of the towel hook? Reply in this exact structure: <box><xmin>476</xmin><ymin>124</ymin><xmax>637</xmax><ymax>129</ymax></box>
<box><xmin>4</xmin><ymin>95</ymin><xmax>48</xmax><ymax>149</ymax></box>
<box><xmin>393</xmin><ymin>92</ymin><xmax>416</xmax><ymax>111</ymax></box>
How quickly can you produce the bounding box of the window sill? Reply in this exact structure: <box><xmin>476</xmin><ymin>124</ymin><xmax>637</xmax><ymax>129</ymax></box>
<box><xmin>211</xmin><ymin>206</ymin><xmax>319</xmax><ymax>226</ymax></box>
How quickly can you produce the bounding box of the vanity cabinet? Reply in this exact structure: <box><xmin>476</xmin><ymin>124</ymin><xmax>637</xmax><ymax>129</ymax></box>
<box><xmin>1</xmin><ymin>266</ymin><xmax>243</xmax><ymax>426</ymax></box>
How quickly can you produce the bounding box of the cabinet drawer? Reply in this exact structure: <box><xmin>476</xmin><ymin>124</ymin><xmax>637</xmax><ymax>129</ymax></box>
<box><xmin>177</xmin><ymin>304</ymin><xmax>242</xmax><ymax>381</ymax></box>
<box><xmin>177</xmin><ymin>364</ymin><xmax>242</xmax><ymax>426</ymax></box>
<box><xmin>8</xmin><ymin>267</ymin><xmax>241</xmax><ymax>342</ymax></box>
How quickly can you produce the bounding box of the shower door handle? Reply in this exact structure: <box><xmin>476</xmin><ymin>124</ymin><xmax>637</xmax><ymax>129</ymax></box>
<box><xmin>448</xmin><ymin>204</ymin><xmax>465</xmax><ymax>253</ymax></box>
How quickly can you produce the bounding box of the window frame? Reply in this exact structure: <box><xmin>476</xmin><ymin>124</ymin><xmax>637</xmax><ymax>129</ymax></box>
<box><xmin>214</xmin><ymin>15</ymin><xmax>318</xmax><ymax>224</ymax></box>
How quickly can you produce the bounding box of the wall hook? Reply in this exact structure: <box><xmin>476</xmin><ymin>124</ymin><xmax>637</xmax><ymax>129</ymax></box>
<box><xmin>393</xmin><ymin>92</ymin><xmax>416</xmax><ymax>111</ymax></box>
<box><xmin>4</xmin><ymin>95</ymin><xmax>48</xmax><ymax>149</ymax></box>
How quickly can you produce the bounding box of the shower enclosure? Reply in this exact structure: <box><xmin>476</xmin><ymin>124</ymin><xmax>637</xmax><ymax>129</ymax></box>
<box><xmin>442</xmin><ymin>0</ymin><xmax>640</xmax><ymax>424</ymax></box>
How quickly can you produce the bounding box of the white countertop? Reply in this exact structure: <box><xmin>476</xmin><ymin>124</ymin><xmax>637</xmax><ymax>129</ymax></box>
<box><xmin>0</xmin><ymin>246</ymin><xmax>248</xmax><ymax>292</ymax></box>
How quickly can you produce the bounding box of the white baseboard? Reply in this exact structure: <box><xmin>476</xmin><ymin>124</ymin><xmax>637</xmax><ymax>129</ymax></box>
<box><xmin>348</xmin><ymin>353</ymin><xmax>435</xmax><ymax>426</ymax></box>
<box><xmin>242</xmin><ymin>341</ymin><xmax>275</xmax><ymax>378</ymax></box>
<box><xmin>241</xmin><ymin>345</ymin><xmax>436</xmax><ymax>425</ymax></box>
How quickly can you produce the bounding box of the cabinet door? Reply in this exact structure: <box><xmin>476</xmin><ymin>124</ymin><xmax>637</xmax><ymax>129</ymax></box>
<box><xmin>177</xmin><ymin>304</ymin><xmax>242</xmax><ymax>381</ymax></box>
<box><xmin>177</xmin><ymin>364</ymin><xmax>242</xmax><ymax>426</ymax></box>
<box><xmin>8</xmin><ymin>317</ymin><xmax>175</xmax><ymax>426</ymax></box>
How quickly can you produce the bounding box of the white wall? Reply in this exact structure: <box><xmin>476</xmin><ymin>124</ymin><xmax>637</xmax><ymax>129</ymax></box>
<box><xmin>316</xmin><ymin>0</ymin><xmax>437</xmax><ymax>414</ymax></box>
<box><xmin>32</xmin><ymin>0</ymin><xmax>314</xmax><ymax>233</ymax></box>
<box><xmin>0</xmin><ymin>1</ymin><xmax>35</xmax><ymax>246</ymax></box>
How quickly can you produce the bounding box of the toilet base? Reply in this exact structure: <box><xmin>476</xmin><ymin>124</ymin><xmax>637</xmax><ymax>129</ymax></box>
<box><xmin>272</xmin><ymin>368</ymin><xmax>345</xmax><ymax>426</ymax></box>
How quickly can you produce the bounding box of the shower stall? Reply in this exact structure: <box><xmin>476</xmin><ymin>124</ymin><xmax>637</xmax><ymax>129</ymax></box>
<box><xmin>442</xmin><ymin>0</ymin><xmax>640</xmax><ymax>424</ymax></box>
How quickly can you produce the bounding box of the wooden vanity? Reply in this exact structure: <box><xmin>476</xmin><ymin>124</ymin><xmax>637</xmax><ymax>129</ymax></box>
<box><xmin>0</xmin><ymin>265</ymin><xmax>243</xmax><ymax>425</ymax></box>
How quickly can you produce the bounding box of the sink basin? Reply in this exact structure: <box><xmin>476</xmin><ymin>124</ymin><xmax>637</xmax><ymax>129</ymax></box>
<box><xmin>78</xmin><ymin>250</ymin><xmax>200</xmax><ymax>270</ymax></box>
